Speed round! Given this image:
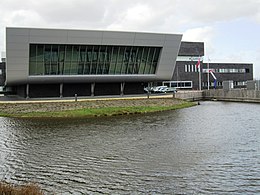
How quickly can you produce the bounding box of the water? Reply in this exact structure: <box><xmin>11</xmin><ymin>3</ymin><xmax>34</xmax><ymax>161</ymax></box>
<box><xmin>0</xmin><ymin>101</ymin><xmax>259</xmax><ymax>194</ymax></box>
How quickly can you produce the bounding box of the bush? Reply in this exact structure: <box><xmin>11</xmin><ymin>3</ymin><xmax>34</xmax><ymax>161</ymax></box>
<box><xmin>0</xmin><ymin>181</ymin><xmax>44</xmax><ymax>195</ymax></box>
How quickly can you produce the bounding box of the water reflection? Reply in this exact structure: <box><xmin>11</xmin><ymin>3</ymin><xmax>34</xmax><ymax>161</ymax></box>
<box><xmin>0</xmin><ymin>101</ymin><xmax>259</xmax><ymax>194</ymax></box>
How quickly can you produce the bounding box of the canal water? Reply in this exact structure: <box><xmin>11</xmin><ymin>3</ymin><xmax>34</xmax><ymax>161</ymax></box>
<box><xmin>0</xmin><ymin>101</ymin><xmax>259</xmax><ymax>194</ymax></box>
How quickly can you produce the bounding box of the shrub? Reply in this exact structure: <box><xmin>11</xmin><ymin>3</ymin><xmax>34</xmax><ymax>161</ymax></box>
<box><xmin>0</xmin><ymin>181</ymin><xmax>44</xmax><ymax>195</ymax></box>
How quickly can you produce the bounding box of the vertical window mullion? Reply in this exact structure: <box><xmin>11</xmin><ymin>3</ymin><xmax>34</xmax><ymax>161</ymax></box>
<box><xmin>89</xmin><ymin>46</ymin><xmax>93</xmax><ymax>74</ymax></box>
<box><xmin>126</xmin><ymin>47</ymin><xmax>132</xmax><ymax>74</ymax></box>
<box><xmin>95</xmin><ymin>46</ymin><xmax>100</xmax><ymax>74</ymax></box>
<box><xmin>132</xmin><ymin>47</ymin><xmax>139</xmax><ymax>74</ymax></box>
<box><xmin>63</xmin><ymin>45</ymin><xmax>66</xmax><ymax>75</ymax></box>
<box><xmin>78</xmin><ymin>45</ymin><xmax>81</xmax><ymax>74</ymax></box>
<box><xmin>56</xmin><ymin>45</ymin><xmax>59</xmax><ymax>75</ymax></box>
<box><xmin>50</xmin><ymin>45</ymin><xmax>52</xmax><ymax>75</ymax></box>
<box><xmin>43</xmin><ymin>45</ymin><xmax>45</xmax><ymax>75</ymax></box>
<box><xmin>101</xmin><ymin>46</ymin><xmax>107</xmax><ymax>74</ymax></box>
<box><xmin>35</xmin><ymin>45</ymin><xmax>38</xmax><ymax>75</ymax></box>
<box><xmin>83</xmin><ymin>45</ymin><xmax>87</xmax><ymax>74</ymax></box>
<box><xmin>138</xmin><ymin>47</ymin><xmax>145</xmax><ymax>74</ymax></box>
<box><xmin>115</xmin><ymin>46</ymin><xmax>120</xmax><ymax>74</ymax></box>
<box><xmin>120</xmin><ymin>47</ymin><xmax>127</xmax><ymax>74</ymax></box>
<box><xmin>70</xmin><ymin>46</ymin><xmax>73</xmax><ymax>75</ymax></box>
<box><xmin>109</xmin><ymin>46</ymin><xmax>114</xmax><ymax>74</ymax></box>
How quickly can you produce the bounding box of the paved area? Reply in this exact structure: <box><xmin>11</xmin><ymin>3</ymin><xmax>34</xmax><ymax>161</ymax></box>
<box><xmin>0</xmin><ymin>93</ymin><xmax>175</xmax><ymax>104</ymax></box>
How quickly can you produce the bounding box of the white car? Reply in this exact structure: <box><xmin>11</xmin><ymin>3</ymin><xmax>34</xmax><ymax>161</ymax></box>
<box><xmin>153</xmin><ymin>86</ymin><xmax>168</xmax><ymax>93</ymax></box>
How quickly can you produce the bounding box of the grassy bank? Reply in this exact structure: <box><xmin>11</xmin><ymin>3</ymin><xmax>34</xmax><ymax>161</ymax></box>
<box><xmin>0</xmin><ymin>98</ymin><xmax>196</xmax><ymax>118</ymax></box>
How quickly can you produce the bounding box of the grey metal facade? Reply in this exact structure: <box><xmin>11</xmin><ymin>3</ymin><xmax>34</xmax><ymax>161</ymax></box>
<box><xmin>6</xmin><ymin>27</ymin><xmax>182</xmax><ymax>86</ymax></box>
<box><xmin>178</xmin><ymin>41</ymin><xmax>204</xmax><ymax>57</ymax></box>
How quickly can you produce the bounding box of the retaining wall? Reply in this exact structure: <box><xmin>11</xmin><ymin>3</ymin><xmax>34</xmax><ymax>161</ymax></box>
<box><xmin>175</xmin><ymin>90</ymin><xmax>203</xmax><ymax>101</ymax></box>
<box><xmin>203</xmin><ymin>89</ymin><xmax>260</xmax><ymax>103</ymax></box>
<box><xmin>175</xmin><ymin>89</ymin><xmax>260</xmax><ymax>103</ymax></box>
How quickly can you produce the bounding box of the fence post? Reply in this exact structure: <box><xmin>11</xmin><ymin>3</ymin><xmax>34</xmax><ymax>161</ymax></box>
<box><xmin>75</xmin><ymin>94</ymin><xmax>77</xmax><ymax>102</ymax></box>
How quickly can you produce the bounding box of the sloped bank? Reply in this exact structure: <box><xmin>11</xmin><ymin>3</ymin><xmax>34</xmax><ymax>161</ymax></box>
<box><xmin>0</xmin><ymin>98</ymin><xmax>196</xmax><ymax>118</ymax></box>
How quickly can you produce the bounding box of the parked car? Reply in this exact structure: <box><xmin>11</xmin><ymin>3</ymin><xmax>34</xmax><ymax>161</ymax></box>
<box><xmin>153</xmin><ymin>86</ymin><xmax>168</xmax><ymax>93</ymax></box>
<box><xmin>145</xmin><ymin>86</ymin><xmax>177</xmax><ymax>93</ymax></box>
<box><xmin>165</xmin><ymin>87</ymin><xmax>177</xmax><ymax>93</ymax></box>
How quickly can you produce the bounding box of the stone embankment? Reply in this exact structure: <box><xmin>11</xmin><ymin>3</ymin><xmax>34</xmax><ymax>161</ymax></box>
<box><xmin>203</xmin><ymin>89</ymin><xmax>260</xmax><ymax>103</ymax></box>
<box><xmin>174</xmin><ymin>89</ymin><xmax>260</xmax><ymax>103</ymax></box>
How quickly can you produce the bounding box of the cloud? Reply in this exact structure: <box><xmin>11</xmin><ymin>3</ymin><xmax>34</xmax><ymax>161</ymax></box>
<box><xmin>0</xmin><ymin>0</ymin><xmax>260</xmax><ymax>78</ymax></box>
<box><xmin>106</xmin><ymin>0</ymin><xmax>179</xmax><ymax>32</ymax></box>
<box><xmin>174</xmin><ymin>0</ymin><xmax>260</xmax><ymax>25</ymax></box>
<box><xmin>3</xmin><ymin>9</ymin><xmax>44</xmax><ymax>27</ymax></box>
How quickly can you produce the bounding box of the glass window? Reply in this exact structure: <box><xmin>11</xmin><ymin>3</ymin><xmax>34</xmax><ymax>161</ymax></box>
<box><xmin>57</xmin><ymin>45</ymin><xmax>65</xmax><ymax>75</ymax></box>
<box><xmin>90</xmin><ymin>46</ymin><xmax>99</xmax><ymax>74</ymax></box>
<box><xmin>29</xmin><ymin>44</ymin><xmax>161</xmax><ymax>76</ymax></box>
<box><xmin>150</xmin><ymin>48</ymin><xmax>160</xmax><ymax>74</ymax></box>
<box><xmin>109</xmin><ymin>46</ymin><xmax>117</xmax><ymax>74</ymax></box>
<box><xmin>102</xmin><ymin>46</ymin><xmax>110</xmax><ymax>74</ymax></box>
<box><xmin>84</xmin><ymin>46</ymin><xmax>92</xmax><ymax>74</ymax></box>
<box><xmin>129</xmin><ymin>47</ymin><xmax>137</xmax><ymax>74</ymax></box>
<box><xmin>29</xmin><ymin>44</ymin><xmax>37</xmax><ymax>75</ymax></box>
<box><xmin>63</xmin><ymin>45</ymin><xmax>72</xmax><ymax>74</ymax></box>
<box><xmin>121</xmin><ymin>47</ymin><xmax>131</xmax><ymax>74</ymax></box>
<box><xmin>115</xmin><ymin>47</ymin><xmax>124</xmax><ymax>74</ymax></box>
<box><xmin>50</xmin><ymin>45</ymin><xmax>58</xmax><ymax>75</ymax></box>
<box><xmin>97</xmin><ymin>46</ymin><xmax>106</xmax><ymax>74</ymax></box>
<box><xmin>134</xmin><ymin>47</ymin><xmax>143</xmax><ymax>74</ymax></box>
<box><xmin>139</xmin><ymin>47</ymin><xmax>149</xmax><ymax>74</ymax></box>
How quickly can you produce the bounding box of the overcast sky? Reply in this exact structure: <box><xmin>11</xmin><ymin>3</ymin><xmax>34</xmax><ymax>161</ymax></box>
<box><xmin>1</xmin><ymin>0</ymin><xmax>260</xmax><ymax>78</ymax></box>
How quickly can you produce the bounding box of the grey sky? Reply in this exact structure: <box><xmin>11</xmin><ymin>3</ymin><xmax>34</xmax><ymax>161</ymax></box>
<box><xmin>1</xmin><ymin>0</ymin><xmax>260</xmax><ymax>77</ymax></box>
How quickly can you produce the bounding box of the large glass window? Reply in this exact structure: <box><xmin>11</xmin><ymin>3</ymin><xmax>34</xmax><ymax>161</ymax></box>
<box><xmin>29</xmin><ymin>44</ymin><xmax>162</xmax><ymax>76</ymax></box>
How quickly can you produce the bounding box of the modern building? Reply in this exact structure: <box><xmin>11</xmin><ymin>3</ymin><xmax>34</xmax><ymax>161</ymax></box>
<box><xmin>172</xmin><ymin>42</ymin><xmax>253</xmax><ymax>90</ymax></box>
<box><xmin>5</xmin><ymin>27</ymin><xmax>182</xmax><ymax>98</ymax></box>
<box><xmin>1</xmin><ymin>27</ymin><xmax>254</xmax><ymax>97</ymax></box>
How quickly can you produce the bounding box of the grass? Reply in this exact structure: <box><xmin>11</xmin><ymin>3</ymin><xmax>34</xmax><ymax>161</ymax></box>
<box><xmin>0</xmin><ymin>181</ymin><xmax>44</xmax><ymax>195</ymax></box>
<box><xmin>1</xmin><ymin>101</ymin><xmax>196</xmax><ymax>118</ymax></box>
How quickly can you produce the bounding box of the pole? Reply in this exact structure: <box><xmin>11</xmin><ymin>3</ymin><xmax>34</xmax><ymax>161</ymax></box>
<box><xmin>198</xmin><ymin>57</ymin><xmax>201</xmax><ymax>91</ymax></box>
<box><xmin>199</xmin><ymin>66</ymin><xmax>201</xmax><ymax>91</ymax></box>
<box><xmin>207</xmin><ymin>59</ymin><xmax>210</xmax><ymax>90</ymax></box>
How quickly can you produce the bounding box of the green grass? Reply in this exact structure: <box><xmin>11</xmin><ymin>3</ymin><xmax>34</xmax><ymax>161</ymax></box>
<box><xmin>0</xmin><ymin>101</ymin><xmax>196</xmax><ymax>118</ymax></box>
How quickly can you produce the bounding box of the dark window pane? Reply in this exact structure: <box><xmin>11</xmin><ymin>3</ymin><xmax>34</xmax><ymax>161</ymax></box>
<box><xmin>29</xmin><ymin>44</ymin><xmax>161</xmax><ymax>76</ymax></box>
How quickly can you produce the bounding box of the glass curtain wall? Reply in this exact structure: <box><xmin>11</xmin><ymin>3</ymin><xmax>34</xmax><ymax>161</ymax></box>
<box><xmin>29</xmin><ymin>44</ymin><xmax>161</xmax><ymax>76</ymax></box>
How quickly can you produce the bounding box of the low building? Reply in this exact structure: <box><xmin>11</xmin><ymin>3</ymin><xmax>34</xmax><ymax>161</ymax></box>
<box><xmin>172</xmin><ymin>42</ymin><xmax>253</xmax><ymax>90</ymax></box>
<box><xmin>201</xmin><ymin>62</ymin><xmax>253</xmax><ymax>89</ymax></box>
